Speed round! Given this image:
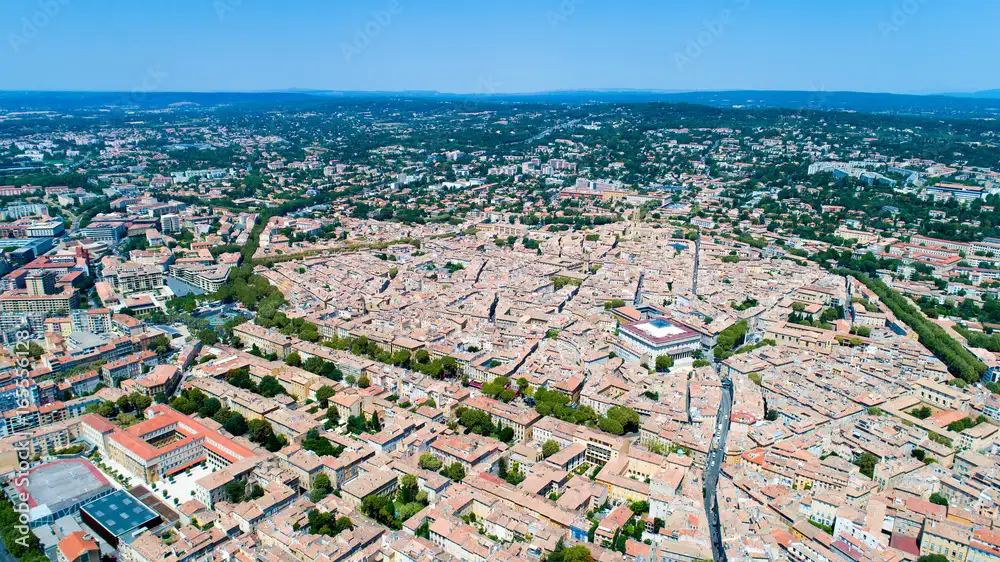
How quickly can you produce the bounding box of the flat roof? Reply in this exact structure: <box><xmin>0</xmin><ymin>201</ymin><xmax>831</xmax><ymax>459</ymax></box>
<box><xmin>13</xmin><ymin>458</ymin><xmax>112</xmax><ymax>518</ymax></box>
<box><xmin>621</xmin><ymin>317</ymin><xmax>698</xmax><ymax>344</ymax></box>
<box><xmin>80</xmin><ymin>489</ymin><xmax>159</xmax><ymax>537</ymax></box>
<box><xmin>128</xmin><ymin>485</ymin><xmax>181</xmax><ymax>528</ymax></box>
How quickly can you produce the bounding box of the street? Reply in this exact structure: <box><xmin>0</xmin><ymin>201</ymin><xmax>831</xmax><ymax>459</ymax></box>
<box><xmin>704</xmin><ymin>376</ymin><xmax>733</xmax><ymax>561</ymax></box>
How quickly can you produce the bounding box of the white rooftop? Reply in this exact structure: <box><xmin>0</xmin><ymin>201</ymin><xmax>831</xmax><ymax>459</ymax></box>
<box><xmin>633</xmin><ymin>318</ymin><xmax>686</xmax><ymax>338</ymax></box>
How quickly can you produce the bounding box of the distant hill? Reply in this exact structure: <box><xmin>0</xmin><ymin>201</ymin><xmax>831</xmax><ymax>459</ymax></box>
<box><xmin>290</xmin><ymin>88</ymin><xmax>1000</xmax><ymax>118</ymax></box>
<box><xmin>943</xmin><ymin>89</ymin><xmax>1000</xmax><ymax>99</ymax></box>
<box><xmin>2</xmin><ymin>88</ymin><xmax>1000</xmax><ymax>120</ymax></box>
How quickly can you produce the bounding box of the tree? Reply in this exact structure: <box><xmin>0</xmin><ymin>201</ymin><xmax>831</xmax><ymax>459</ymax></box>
<box><xmin>223</xmin><ymin>413</ymin><xmax>248</xmax><ymax>436</ymax></box>
<box><xmin>303</xmin><ymin>356</ymin><xmax>326</xmax><ymax>374</ymax></box>
<box><xmin>929</xmin><ymin>492</ymin><xmax>949</xmax><ymax>507</ymax></box>
<box><xmin>299</xmin><ymin>323</ymin><xmax>320</xmax><ymax>342</ymax></box>
<box><xmin>347</xmin><ymin>414</ymin><xmax>367</xmax><ymax>434</ymax></box>
<box><xmin>369</xmin><ymin>410</ymin><xmax>382</xmax><ymax>432</ymax></box>
<box><xmin>117</xmin><ymin>395</ymin><xmax>135</xmax><ymax>413</ymax></box>
<box><xmin>97</xmin><ymin>401</ymin><xmax>117</xmax><ymax>418</ymax></box>
<box><xmin>604</xmin><ymin>299</ymin><xmax>626</xmax><ymax>310</ymax></box>
<box><xmin>548</xmin><ymin>540</ymin><xmax>594</xmax><ymax>562</ymax></box>
<box><xmin>655</xmin><ymin>354</ymin><xmax>673</xmax><ymax>372</ymax></box>
<box><xmin>854</xmin><ymin>452</ymin><xmax>879</xmax><ymax>479</ymax></box>
<box><xmin>310</xmin><ymin>474</ymin><xmax>332</xmax><ymax>502</ymax></box>
<box><xmin>198</xmin><ymin>329</ymin><xmax>219</xmax><ymax>346</ymax></box>
<box><xmin>213</xmin><ymin>408</ymin><xmax>234</xmax><ymax>425</ymax></box>
<box><xmin>603</xmin><ymin>406</ymin><xmax>640</xmax><ymax>434</ymax></box>
<box><xmin>150</xmin><ymin>335</ymin><xmax>171</xmax><ymax>355</ymax></box>
<box><xmin>442</xmin><ymin>462</ymin><xmax>466</xmax><ymax>481</ymax></box>
<box><xmin>247</xmin><ymin>419</ymin><xmax>275</xmax><ymax>445</ymax></box>
<box><xmin>306</xmin><ymin>508</ymin><xmax>353</xmax><ymax>536</ymax></box>
<box><xmin>129</xmin><ymin>392</ymin><xmax>152</xmax><ymax>412</ymax></box>
<box><xmin>27</xmin><ymin>340</ymin><xmax>44</xmax><ymax>359</ymax></box>
<box><xmin>917</xmin><ymin>557</ymin><xmax>949</xmax><ymax>562</ymax></box>
<box><xmin>257</xmin><ymin>376</ymin><xmax>286</xmax><ymax>398</ymax></box>
<box><xmin>303</xmin><ymin>429</ymin><xmax>343</xmax><ymax>457</ymax></box>
<box><xmin>399</xmin><ymin>474</ymin><xmax>419</xmax><ymax>504</ymax></box>
<box><xmin>265</xmin><ymin>432</ymin><xmax>287</xmax><ymax>452</ymax></box>
<box><xmin>542</xmin><ymin>440</ymin><xmax>560</xmax><ymax>458</ymax></box>
<box><xmin>198</xmin><ymin>397</ymin><xmax>222</xmax><ymax>418</ymax></box>
<box><xmin>326</xmin><ymin>405</ymin><xmax>340</xmax><ymax>426</ymax></box>
<box><xmin>458</xmin><ymin>408</ymin><xmax>494</xmax><ymax>435</ymax></box>
<box><xmin>225</xmin><ymin>480</ymin><xmax>245</xmax><ymax>503</ymax></box>
<box><xmin>498</xmin><ymin>427</ymin><xmax>515</xmax><ymax>443</ymax></box>
<box><xmin>418</xmin><ymin>453</ymin><xmax>442</xmax><ymax>471</ymax></box>
<box><xmin>390</xmin><ymin>350</ymin><xmax>411</xmax><ymax>366</ymax></box>
<box><xmin>598</xmin><ymin>417</ymin><xmax>623</xmax><ymax>435</ymax></box>
<box><xmin>285</xmin><ymin>352</ymin><xmax>302</xmax><ymax>367</ymax></box>
<box><xmin>358</xmin><ymin>376</ymin><xmax>371</xmax><ymax>388</ymax></box>
<box><xmin>316</xmin><ymin>385</ymin><xmax>335</xmax><ymax>407</ymax></box>
<box><xmin>629</xmin><ymin>500</ymin><xmax>649</xmax><ymax>514</ymax></box>
<box><xmin>360</xmin><ymin>495</ymin><xmax>399</xmax><ymax>529</ymax></box>
<box><xmin>115</xmin><ymin>413</ymin><xmax>138</xmax><ymax>427</ymax></box>
<box><xmin>334</xmin><ymin>516</ymin><xmax>353</xmax><ymax>533</ymax></box>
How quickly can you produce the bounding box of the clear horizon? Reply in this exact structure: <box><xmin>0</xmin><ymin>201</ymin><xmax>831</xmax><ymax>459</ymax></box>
<box><xmin>2</xmin><ymin>0</ymin><xmax>997</xmax><ymax>95</ymax></box>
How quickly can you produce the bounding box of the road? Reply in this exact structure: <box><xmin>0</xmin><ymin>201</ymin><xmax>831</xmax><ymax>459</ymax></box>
<box><xmin>691</xmin><ymin>230</ymin><xmax>701</xmax><ymax>295</ymax></box>
<box><xmin>704</xmin><ymin>376</ymin><xmax>733</xmax><ymax>562</ymax></box>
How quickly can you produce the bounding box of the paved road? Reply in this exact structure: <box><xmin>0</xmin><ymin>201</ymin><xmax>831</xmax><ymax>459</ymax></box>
<box><xmin>704</xmin><ymin>376</ymin><xmax>733</xmax><ymax>561</ymax></box>
<box><xmin>691</xmin><ymin>230</ymin><xmax>701</xmax><ymax>296</ymax></box>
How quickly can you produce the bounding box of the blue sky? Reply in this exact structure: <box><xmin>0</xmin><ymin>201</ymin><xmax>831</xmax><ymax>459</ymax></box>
<box><xmin>1</xmin><ymin>0</ymin><xmax>996</xmax><ymax>94</ymax></box>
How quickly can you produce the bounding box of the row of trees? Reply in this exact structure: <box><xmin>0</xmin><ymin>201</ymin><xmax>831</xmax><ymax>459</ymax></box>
<box><xmin>85</xmin><ymin>393</ymin><xmax>154</xmax><ymax>428</ymax></box>
<box><xmin>304</xmin><ymin>509</ymin><xmax>353</xmax><ymax>537</ymax></box>
<box><xmin>713</xmin><ymin>320</ymin><xmax>748</xmax><ymax>361</ymax></box>
<box><xmin>532</xmin><ymin>388</ymin><xmax>640</xmax><ymax>435</ymax></box>
<box><xmin>418</xmin><ymin>453</ymin><xmax>466</xmax><ymax>481</ymax></box>
<box><xmin>843</xmin><ymin>270</ymin><xmax>986</xmax><ymax>383</ymax></box>
<box><xmin>323</xmin><ymin>335</ymin><xmax>459</xmax><ymax>379</ymax></box>
<box><xmin>169</xmin><ymin>388</ymin><xmax>286</xmax><ymax>451</ymax></box>
<box><xmin>285</xmin><ymin>353</ymin><xmax>343</xmax><ymax>379</ymax></box>
<box><xmin>454</xmin><ymin>407</ymin><xmax>515</xmax><ymax>442</ymax></box>
<box><xmin>226</xmin><ymin>367</ymin><xmax>287</xmax><ymax>398</ymax></box>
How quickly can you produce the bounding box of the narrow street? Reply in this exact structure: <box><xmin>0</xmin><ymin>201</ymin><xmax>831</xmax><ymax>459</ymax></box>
<box><xmin>691</xmin><ymin>230</ymin><xmax>701</xmax><ymax>295</ymax></box>
<box><xmin>704</xmin><ymin>376</ymin><xmax>733</xmax><ymax>561</ymax></box>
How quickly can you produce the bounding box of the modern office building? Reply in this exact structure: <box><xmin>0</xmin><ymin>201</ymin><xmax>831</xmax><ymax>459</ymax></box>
<box><xmin>79</xmin><ymin>489</ymin><xmax>160</xmax><ymax>547</ymax></box>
